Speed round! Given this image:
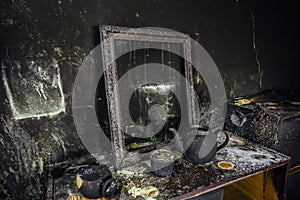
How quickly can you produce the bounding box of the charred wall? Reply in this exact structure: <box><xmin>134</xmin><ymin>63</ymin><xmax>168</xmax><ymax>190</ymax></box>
<box><xmin>0</xmin><ymin>0</ymin><xmax>299</xmax><ymax>198</ymax></box>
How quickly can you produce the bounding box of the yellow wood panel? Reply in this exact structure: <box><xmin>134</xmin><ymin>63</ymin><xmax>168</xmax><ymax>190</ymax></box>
<box><xmin>224</xmin><ymin>171</ymin><xmax>278</xmax><ymax>200</ymax></box>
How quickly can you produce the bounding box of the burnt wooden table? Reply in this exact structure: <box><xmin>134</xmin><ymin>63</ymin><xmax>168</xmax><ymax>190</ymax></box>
<box><xmin>47</xmin><ymin>134</ymin><xmax>290</xmax><ymax>200</ymax></box>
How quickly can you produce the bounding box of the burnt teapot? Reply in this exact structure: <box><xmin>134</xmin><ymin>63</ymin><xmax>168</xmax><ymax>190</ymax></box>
<box><xmin>169</xmin><ymin>125</ymin><xmax>229</xmax><ymax>164</ymax></box>
<box><xmin>75</xmin><ymin>165</ymin><xmax>121</xmax><ymax>199</ymax></box>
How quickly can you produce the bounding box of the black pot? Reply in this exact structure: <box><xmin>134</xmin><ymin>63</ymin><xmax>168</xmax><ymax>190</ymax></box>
<box><xmin>184</xmin><ymin>128</ymin><xmax>229</xmax><ymax>164</ymax></box>
<box><xmin>169</xmin><ymin>126</ymin><xmax>229</xmax><ymax>164</ymax></box>
<box><xmin>76</xmin><ymin>165</ymin><xmax>120</xmax><ymax>199</ymax></box>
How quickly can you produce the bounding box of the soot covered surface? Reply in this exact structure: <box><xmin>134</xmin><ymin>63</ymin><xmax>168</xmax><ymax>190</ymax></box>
<box><xmin>46</xmin><ymin>134</ymin><xmax>289</xmax><ymax>200</ymax></box>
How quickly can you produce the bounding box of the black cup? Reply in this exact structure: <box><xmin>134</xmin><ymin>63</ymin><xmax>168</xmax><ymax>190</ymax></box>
<box><xmin>150</xmin><ymin>149</ymin><xmax>174</xmax><ymax>177</ymax></box>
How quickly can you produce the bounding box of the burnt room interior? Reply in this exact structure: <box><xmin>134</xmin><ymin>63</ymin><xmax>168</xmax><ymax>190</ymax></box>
<box><xmin>1</xmin><ymin>0</ymin><xmax>300</xmax><ymax>199</ymax></box>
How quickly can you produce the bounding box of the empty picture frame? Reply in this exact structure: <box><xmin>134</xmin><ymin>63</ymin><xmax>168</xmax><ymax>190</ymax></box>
<box><xmin>99</xmin><ymin>25</ymin><xmax>197</xmax><ymax>168</ymax></box>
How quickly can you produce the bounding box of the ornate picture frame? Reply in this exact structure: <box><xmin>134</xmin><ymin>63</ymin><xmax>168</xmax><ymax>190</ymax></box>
<box><xmin>99</xmin><ymin>25</ymin><xmax>197</xmax><ymax>169</ymax></box>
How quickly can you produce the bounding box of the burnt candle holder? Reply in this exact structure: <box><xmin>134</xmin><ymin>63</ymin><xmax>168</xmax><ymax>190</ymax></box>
<box><xmin>150</xmin><ymin>149</ymin><xmax>174</xmax><ymax>177</ymax></box>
